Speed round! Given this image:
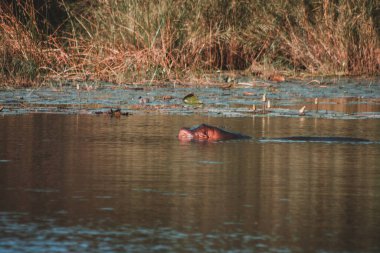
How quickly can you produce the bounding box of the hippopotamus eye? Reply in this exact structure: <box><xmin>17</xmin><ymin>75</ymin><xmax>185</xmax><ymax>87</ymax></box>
<box><xmin>195</xmin><ymin>130</ymin><xmax>208</xmax><ymax>140</ymax></box>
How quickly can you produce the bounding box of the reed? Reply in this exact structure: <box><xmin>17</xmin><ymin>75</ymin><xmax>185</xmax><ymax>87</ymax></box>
<box><xmin>1</xmin><ymin>0</ymin><xmax>378</xmax><ymax>87</ymax></box>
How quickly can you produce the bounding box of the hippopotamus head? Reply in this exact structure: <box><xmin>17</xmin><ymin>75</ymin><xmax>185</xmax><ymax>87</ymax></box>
<box><xmin>178</xmin><ymin>124</ymin><xmax>250</xmax><ymax>142</ymax></box>
<box><xmin>178</xmin><ymin>124</ymin><xmax>210</xmax><ymax>141</ymax></box>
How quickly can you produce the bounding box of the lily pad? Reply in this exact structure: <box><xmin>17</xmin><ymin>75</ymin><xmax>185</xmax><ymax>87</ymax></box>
<box><xmin>183</xmin><ymin>93</ymin><xmax>202</xmax><ymax>105</ymax></box>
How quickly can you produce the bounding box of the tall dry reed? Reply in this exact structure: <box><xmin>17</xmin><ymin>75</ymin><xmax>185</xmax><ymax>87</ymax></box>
<box><xmin>1</xmin><ymin>0</ymin><xmax>378</xmax><ymax>86</ymax></box>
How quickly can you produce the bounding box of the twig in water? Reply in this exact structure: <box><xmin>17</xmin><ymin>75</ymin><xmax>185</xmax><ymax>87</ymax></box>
<box><xmin>262</xmin><ymin>93</ymin><xmax>267</xmax><ymax>113</ymax></box>
<box><xmin>305</xmin><ymin>80</ymin><xmax>321</xmax><ymax>85</ymax></box>
<box><xmin>299</xmin><ymin>106</ymin><xmax>306</xmax><ymax>116</ymax></box>
<box><xmin>76</xmin><ymin>83</ymin><xmax>81</xmax><ymax>110</ymax></box>
<box><xmin>314</xmin><ymin>98</ymin><xmax>319</xmax><ymax>113</ymax></box>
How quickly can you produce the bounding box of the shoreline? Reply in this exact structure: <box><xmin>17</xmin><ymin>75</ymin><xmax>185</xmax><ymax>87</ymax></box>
<box><xmin>1</xmin><ymin>77</ymin><xmax>379</xmax><ymax>120</ymax></box>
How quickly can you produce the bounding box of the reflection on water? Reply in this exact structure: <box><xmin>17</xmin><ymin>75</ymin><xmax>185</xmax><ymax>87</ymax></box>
<box><xmin>0</xmin><ymin>114</ymin><xmax>380</xmax><ymax>252</ymax></box>
<box><xmin>298</xmin><ymin>97</ymin><xmax>380</xmax><ymax>114</ymax></box>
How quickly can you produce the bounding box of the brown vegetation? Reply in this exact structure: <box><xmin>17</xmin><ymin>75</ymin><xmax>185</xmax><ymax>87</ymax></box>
<box><xmin>1</xmin><ymin>0</ymin><xmax>379</xmax><ymax>87</ymax></box>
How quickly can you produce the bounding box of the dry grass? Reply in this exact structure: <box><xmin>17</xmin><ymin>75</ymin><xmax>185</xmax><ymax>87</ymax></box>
<box><xmin>1</xmin><ymin>0</ymin><xmax>379</xmax><ymax>87</ymax></box>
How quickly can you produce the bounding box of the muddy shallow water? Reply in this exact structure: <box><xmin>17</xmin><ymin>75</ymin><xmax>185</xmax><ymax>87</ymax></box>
<box><xmin>1</xmin><ymin>77</ymin><xmax>380</xmax><ymax>118</ymax></box>
<box><xmin>1</xmin><ymin>113</ymin><xmax>380</xmax><ymax>253</ymax></box>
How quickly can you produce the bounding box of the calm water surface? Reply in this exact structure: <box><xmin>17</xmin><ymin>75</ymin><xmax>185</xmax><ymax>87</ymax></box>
<box><xmin>0</xmin><ymin>114</ymin><xmax>380</xmax><ymax>253</ymax></box>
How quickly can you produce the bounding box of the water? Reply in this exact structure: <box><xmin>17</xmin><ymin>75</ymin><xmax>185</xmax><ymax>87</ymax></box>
<box><xmin>1</xmin><ymin>114</ymin><xmax>380</xmax><ymax>253</ymax></box>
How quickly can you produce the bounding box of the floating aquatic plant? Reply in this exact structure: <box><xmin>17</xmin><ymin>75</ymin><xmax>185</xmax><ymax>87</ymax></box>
<box><xmin>183</xmin><ymin>93</ymin><xmax>202</xmax><ymax>105</ymax></box>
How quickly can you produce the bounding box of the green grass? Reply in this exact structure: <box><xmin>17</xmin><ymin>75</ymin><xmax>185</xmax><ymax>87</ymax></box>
<box><xmin>1</xmin><ymin>0</ymin><xmax>379</xmax><ymax>86</ymax></box>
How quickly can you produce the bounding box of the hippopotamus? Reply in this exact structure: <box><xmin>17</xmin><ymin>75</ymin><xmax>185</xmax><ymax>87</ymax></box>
<box><xmin>178</xmin><ymin>124</ymin><xmax>250</xmax><ymax>141</ymax></box>
<box><xmin>178</xmin><ymin>124</ymin><xmax>370</xmax><ymax>143</ymax></box>
<box><xmin>262</xmin><ymin>136</ymin><xmax>370</xmax><ymax>143</ymax></box>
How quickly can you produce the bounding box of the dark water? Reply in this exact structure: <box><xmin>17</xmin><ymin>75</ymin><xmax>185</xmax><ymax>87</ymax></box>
<box><xmin>0</xmin><ymin>114</ymin><xmax>380</xmax><ymax>253</ymax></box>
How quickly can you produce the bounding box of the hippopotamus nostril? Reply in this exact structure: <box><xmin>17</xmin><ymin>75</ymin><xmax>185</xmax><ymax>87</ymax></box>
<box><xmin>178</xmin><ymin>128</ymin><xmax>195</xmax><ymax>140</ymax></box>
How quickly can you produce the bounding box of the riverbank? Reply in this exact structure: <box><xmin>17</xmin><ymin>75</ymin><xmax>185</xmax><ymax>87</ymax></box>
<box><xmin>1</xmin><ymin>1</ymin><xmax>379</xmax><ymax>87</ymax></box>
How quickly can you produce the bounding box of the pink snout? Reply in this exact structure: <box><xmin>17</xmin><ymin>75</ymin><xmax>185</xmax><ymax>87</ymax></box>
<box><xmin>178</xmin><ymin>128</ymin><xmax>194</xmax><ymax>141</ymax></box>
